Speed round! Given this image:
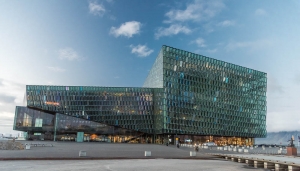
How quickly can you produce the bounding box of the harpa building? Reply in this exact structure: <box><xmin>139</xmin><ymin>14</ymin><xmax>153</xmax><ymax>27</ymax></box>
<box><xmin>14</xmin><ymin>45</ymin><xmax>267</xmax><ymax>145</ymax></box>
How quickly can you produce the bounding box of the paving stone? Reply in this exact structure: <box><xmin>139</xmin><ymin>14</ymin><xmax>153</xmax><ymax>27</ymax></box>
<box><xmin>0</xmin><ymin>141</ymin><xmax>24</xmax><ymax>150</ymax></box>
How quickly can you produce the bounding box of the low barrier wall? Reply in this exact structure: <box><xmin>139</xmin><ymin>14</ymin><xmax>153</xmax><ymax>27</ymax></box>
<box><xmin>207</xmin><ymin>153</ymin><xmax>300</xmax><ymax>171</ymax></box>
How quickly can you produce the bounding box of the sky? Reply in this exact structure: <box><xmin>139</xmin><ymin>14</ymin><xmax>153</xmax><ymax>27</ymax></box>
<box><xmin>1</xmin><ymin>0</ymin><xmax>300</xmax><ymax>135</ymax></box>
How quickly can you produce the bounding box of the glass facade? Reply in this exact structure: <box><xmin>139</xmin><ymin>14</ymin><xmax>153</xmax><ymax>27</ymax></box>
<box><xmin>143</xmin><ymin>48</ymin><xmax>164</xmax><ymax>88</ymax></box>
<box><xmin>25</xmin><ymin>86</ymin><xmax>155</xmax><ymax>134</ymax></box>
<box><xmin>14</xmin><ymin>106</ymin><xmax>55</xmax><ymax>133</ymax></box>
<box><xmin>14</xmin><ymin>106</ymin><xmax>147</xmax><ymax>143</ymax></box>
<box><xmin>147</xmin><ymin>45</ymin><xmax>267</xmax><ymax>138</ymax></box>
<box><xmin>13</xmin><ymin>45</ymin><xmax>267</xmax><ymax>145</ymax></box>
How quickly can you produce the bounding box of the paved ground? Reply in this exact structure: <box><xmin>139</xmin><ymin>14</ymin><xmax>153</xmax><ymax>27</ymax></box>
<box><xmin>0</xmin><ymin>159</ymin><xmax>269</xmax><ymax>171</ymax></box>
<box><xmin>1</xmin><ymin>140</ymin><xmax>300</xmax><ymax>170</ymax></box>
<box><xmin>1</xmin><ymin>140</ymin><xmax>299</xmax><ymax>159</ymax></box>
<box><xmin>0</xmin><ymin>141</ymin><xmax>218</xmax><ymax>159</ymax></box>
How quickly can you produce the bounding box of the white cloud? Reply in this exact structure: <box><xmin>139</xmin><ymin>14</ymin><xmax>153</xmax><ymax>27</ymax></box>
<box><xmin>217</xmin><ymin>20</ymin><xmax>235</xmax><ymax>27</ymax></box>
<box><xmin>295</xmin><ymin>74</ymin><xmax>300</xmax><ymax>84</ymax></box>
<box><xmin>110</xmin><ymin>21</ymin><xmax>142</xmax><ymax>38</ymax></box>
<box><xmin>157</xmin><ymin>0</ymin><xmax>224</xmax><ymax>38</ymax></box>
<box><xmin>0</xmin><ymin>78</ymin><xmax>24</xmax><ymax>105</ymax></box>
<box><xmin>268</xmin><ymin>76</ymin><xmax>284</xmax><ymax>94</ymax></box>
<box><xmin>59</xmin><ymin>48</ymin><xmax>80</xmax><ymax>61</ymax></box>
<box><xmin>194</xmin><ymin>48</ymin><xmax>217</xmax><ymax>54</ymax></box>
<box><xmin>89</xmin><ymin>2</ymin><xmax>105</xmax><ymax>16</ymax></box>
<box><xmin>130</xmin><ymin>45</ymin><xmax>154</xmax><ymax>57</ymax></box>
<box><xmin>0</xmin><ymin>94</ymin><xmax>15</xmax><ymax>104</ymax></box>
<box><xmin>155</xmin><ymin>24</ymin><xmax>191</xmax><ymax>39</ymax></box>
<box><xmin>0</xmin><ymin>111</ymin><xmax>17</xmax><ymax>135</ymax></box>
<box><xmin>193</xmin><ymin>37</ymin><xmax>206</xmax><ymax>47</ymax></box>
<box><xmin>0</xmin><ymin>112</ymin><xmax>14</xmax><ymax>123</ymax></box>
<box><xmin>225</xmin><ymin>39</ymin><xmax>273</xmax><ymax>51</ymax></box>
<box><xmin>164</xmin><ymin>0</ymin><xmax>225</xmax><ymax>23</ymax></box>
<box><xmin>0</xmin><ymin>112</ymin><xmax>14</xmax><ymax>121</ymax></box>
<box><xmin>47</xmin><ymin>66</ymin><xmax>66</xmax><ymax>72</ymax></box>
<box><xmin>207</xmin><ymin>48</ymin><xmax>217</xmax><ymax>53</ymax></box>
<box><xmin>203</xmin><ymin>22</ymin><xmax>215</xmax><ymax>33</ymax></box>
<box><xmin>266</xmin><ymin>107</ymin><xmax>300</xmax><ymax>132</ymax></box>
<box><xmin>255</xmin><ymin>8</ymin><xmax>266</xmax><ymax>16</ymax></box>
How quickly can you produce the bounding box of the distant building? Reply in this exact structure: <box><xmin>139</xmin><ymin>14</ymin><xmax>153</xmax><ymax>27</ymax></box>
<box><xmin>13</xmin><ymin>45</ymin><xmax>267</xmax><ymax>145</ymax></box>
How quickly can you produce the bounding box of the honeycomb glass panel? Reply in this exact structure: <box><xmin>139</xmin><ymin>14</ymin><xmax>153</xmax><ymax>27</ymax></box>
<box><xmin>15</xmin><ymin>45</ymin><xmax>267</xmax><ymax>144</ymax></box>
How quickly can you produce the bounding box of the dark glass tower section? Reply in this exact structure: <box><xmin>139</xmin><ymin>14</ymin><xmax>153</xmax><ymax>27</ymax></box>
<box><xmin>144</xmin><ymin>45</ymin><xmax>267</xmax><ymax>138</ymax></box>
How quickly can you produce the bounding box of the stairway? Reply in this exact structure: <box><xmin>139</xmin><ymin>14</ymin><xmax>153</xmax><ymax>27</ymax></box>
<box><xmin>124</xmin><ymin>133</ymin><xmax>145</xmax><ymax>143</ymax></box>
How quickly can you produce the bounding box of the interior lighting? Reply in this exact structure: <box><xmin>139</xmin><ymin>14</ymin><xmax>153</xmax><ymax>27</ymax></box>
<box><xmin>45</xmin><ymin>101</ymin><xmax>60</xmax><ymax>106</ymax></box>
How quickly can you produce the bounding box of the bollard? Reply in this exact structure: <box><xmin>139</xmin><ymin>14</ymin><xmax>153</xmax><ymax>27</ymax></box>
<box><xmin>25</xmin><ymin>144</ymin><xmax>30</xmax><ymax>150</ymax></box>
<box><xmin>288</xmin><ymin>165</ymin><xmax>300</xmax><ymax>171</ymax></box>
<box><xmin>264</xmin><ymin>162</ymin><xmax>275</xmax><ymax>169</ymax></box>
<box><xmin>254</xmin><ymin>161</ymin><xmax>264</xmax><ymax>168</ymax></box>
<box><xmin>238</xmin><ymin>158</ymin><xmax>245</xmax><ymax>163</ymax></box>
<box><xmin>145</xmin><ymin>151</ymin><xmax>151</xmax><ymax>156</ymax></box>
<box><xmin>79</xmin><ymin>150</ymin><xmax>87</xmax><ymax>157</ymax></box>
<box><xmin>246</xmin><ymin>159</ymin><xmax>254</xmax><ymax>167</ymax></box>
<box><xmin>275</xmin><ymin>163</ymin><xmax>288</xmax><ymax>171</ymax></box>
<box><xmin>190</xmin><ymin>151</ymin><xmax>196</xmax><ymax>156</ymax></box>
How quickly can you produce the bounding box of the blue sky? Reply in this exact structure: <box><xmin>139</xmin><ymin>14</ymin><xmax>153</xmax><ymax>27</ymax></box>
<box><xmin>1</xmin><ymin>0</ymin><xmax>300</xmax><ymax>135</ymax></box>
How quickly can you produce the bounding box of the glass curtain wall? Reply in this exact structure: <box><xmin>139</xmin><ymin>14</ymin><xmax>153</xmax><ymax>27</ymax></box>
<box><xmin>26</xmin><ymin>86</ymin><xmax>155</xmax><ymax>134</ymax></box>
<box><xmin>14</xmin><ymin>106</ymin><xmax>55</xmax><ymax>140</ymax></box>
<box><xmin>14</xmin><ymin>106</ymin><xmax>147</xmax><ymax>142</ymax></box>
<box><xmin>160</xmin><ymin>45</ymin><xmax>267</xmax><ymax>137</ymax></box>
<box><xmin>55</xmin><ymin>113</ymin><xmax>143</xmax><ymax>142</ymax></box>
<box><xmin>18</xmin><ymin>45</ymin><xmax>267</xmax><ymax>143</ymax></box>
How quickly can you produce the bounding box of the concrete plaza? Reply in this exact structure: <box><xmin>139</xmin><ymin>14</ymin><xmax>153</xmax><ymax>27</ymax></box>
<box><xmin>0</xmin><ymin>141</ymin><xmax>218</xmax><ymax>159</ymax></box>
<box><xmin>0</xmin><ymin>159</ymin><xmax>269</xmax><ymax>171</ymax></box>
<box><xmin>1</xmin><ymin>140</ymin><xmax>300</xmax><ymax>170</ymax></box>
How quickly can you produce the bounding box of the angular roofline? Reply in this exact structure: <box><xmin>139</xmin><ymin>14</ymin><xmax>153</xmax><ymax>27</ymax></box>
<box><xmin>162</xmin><ymin>45</ymin><xmax>267</xmax><ymax>75</ymax></box>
